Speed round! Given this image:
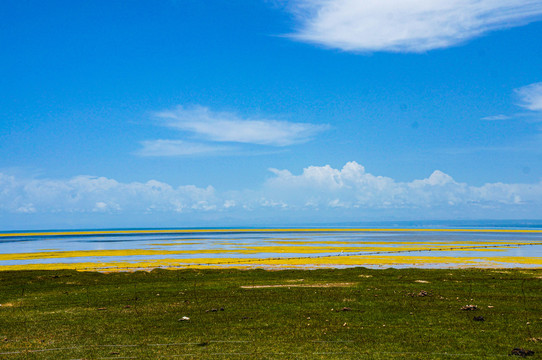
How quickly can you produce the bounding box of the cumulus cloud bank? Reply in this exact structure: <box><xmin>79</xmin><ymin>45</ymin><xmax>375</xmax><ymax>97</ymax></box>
<box><xmin>288</xmin><ymin>0</ymin><xmax>542</xmax><ymax>52</ymax></box>
<box><xmin>264</xmin><ymin>161</ymin><xmax>542</xmax><ymax>209</ymax></box>
<box><xmin>1</xmin><ymin>162</ymin><xmax>541</xmax><ymax>223</ymax></box>
<box><xmin>0</xmin><ymin>173</ymin><xmax>218</xmax><ymax>215</ymax></box>
<box><xmin>155</xmin><ymin>105</ymin><xmax>328</xmax><ymax>146</ymax></box>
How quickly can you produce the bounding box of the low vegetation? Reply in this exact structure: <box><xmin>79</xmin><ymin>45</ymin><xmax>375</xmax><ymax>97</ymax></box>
<box><xmin>0</xmin><ymin>268</ymin><xmax>540</xmax><ymax>359</ymax></box>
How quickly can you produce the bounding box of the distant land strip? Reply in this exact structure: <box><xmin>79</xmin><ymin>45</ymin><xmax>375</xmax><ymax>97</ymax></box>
<box><xmin>2</xmin><ymin>228</ymin><xmax>542</xmax><ymax>237</ymax></box>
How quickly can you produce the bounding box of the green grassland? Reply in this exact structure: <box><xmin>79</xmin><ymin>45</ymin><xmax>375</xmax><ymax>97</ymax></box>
<box><xmin>0</xmin><ymin>267</ymin><xmax>541</xmax><ymax>359</ymax></box>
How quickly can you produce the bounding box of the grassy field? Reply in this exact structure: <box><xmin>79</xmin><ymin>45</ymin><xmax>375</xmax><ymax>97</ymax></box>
<box><xmin>0</xmin><ymin>267</ymin><xmax>541</xmax><ymax>359</ymax></box>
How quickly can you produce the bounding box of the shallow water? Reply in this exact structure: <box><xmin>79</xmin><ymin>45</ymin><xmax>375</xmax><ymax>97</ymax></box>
<box><xmin>1</xmin><ymin>228</ymin><xmax>541</xmax><ymax>270</ymax></box>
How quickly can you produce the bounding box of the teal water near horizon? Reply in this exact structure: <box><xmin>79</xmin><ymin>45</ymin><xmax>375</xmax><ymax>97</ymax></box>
<box><xmin>3</xmin><ymin>219</ymin><xmax>542</xmax><ymax>234</ymax></box>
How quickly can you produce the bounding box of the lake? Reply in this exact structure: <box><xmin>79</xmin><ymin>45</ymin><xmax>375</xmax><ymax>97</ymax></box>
<box><xmin>1</xmin><ymin>226</ymin><xmax>541</xmax><ymax>271</ymax></box>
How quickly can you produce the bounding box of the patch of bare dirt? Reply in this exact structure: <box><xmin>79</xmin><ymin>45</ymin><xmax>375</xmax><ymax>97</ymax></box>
<box><xmin>241</xmin><ymin>282</ymin><xmax>354</xmax><ymax>289</ymax></box>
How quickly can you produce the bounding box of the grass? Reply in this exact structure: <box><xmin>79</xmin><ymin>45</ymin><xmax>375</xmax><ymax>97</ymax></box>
<box><xmin>0</xmin><ymin>267</ymin><xmax>541</xmax><ymax>359</ymax></box>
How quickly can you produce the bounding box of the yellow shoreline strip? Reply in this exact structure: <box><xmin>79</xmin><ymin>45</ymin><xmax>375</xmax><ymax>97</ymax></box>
<box><xmin>0</xmin><ymin>244</ymin><xmax>519</xmax><ymax>261</ymax></box>
<box><xmin>1</xmin><ymin>255</ymin><xmax>541</xmax><ymax>271</ymax></box>
<box><xmin>2</xmin><ymin>228</ymin><xmax>542</xmax><ymax>237</ymax></box>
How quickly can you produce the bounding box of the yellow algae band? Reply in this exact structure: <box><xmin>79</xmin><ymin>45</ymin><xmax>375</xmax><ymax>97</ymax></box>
<box><xmin>2</xmin><ymin>228</ymin><xmax>542</xmax><ymax>237</ymax></box>
<box><xmin>0</xmin><ymin>243</ymin><xmax>523</xmax><ymax>261</ymax></box>
<box><xmin>2</xmin><ymin>255</ymin><xmax>541</xmax><ymax>272</ymax></box>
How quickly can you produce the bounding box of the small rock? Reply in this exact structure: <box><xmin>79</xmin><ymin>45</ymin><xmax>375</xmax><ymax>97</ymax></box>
<box><xmin>341</xmin><ymin>307</ymin><xmax>352</xmax><ymax>311</ymax></box>
<box><xmin>511</xmin><ymin>348</ymin><xmax>534</xmax><ymax>357</ymax></box>
<box><xmin>461</xmin><ymin>305</ymin><xmax>478</xmax><ymax>311</ymax></box>
<box><xmin>179</xmin><ymin>316</ymin><xmax>190</xmax><ymax>321</ymax></box>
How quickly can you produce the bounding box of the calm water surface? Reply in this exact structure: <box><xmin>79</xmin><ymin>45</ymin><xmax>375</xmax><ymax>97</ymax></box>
<box><xmin>1</xmin><ymin>227</ymin><xmax>541</xmax><ymax>270</ymax></box>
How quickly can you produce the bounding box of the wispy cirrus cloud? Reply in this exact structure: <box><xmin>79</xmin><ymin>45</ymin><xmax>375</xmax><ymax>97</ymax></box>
<box><xmin>287</xmin><ymin>0</ymin><xmax>542</xmax><ymax>53</ymax></box>
<box><xmin>483</xmin><ymin>82</ymin><xmax>542</xmax><ymax>121</ymax></box>
<box><xmin>481</xmin><ymin>114</ymin><xmax>512</xmax><ymax>121</ymax></box>
<box><xmin>515</xmin><ymin>82</ymin><xmax>542</xmax><ymax>111</ymax></box>
<box><xmin>155</xmin><ymin>105</ymin><xmax>328</xmax><ymax>146</ymax></box>
<box><xmin>137</xmin><ymin>140</ymin><xmax>233</xmax><ymax>157</ymax></box>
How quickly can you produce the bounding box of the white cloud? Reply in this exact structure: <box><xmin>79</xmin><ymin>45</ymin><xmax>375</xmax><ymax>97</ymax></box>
<box><xmin>482</xmin><ymin>82</ymin><xmax>542</xmax><ymax>123</ymax></box>
<box><xmin>0</xmin><ymin>173</ymin><xmax>217</xmax><ymax>214</ymax></box>
<box><xmin>481</xmin><ymin>114</ymin><xmax>512</xmax><ymax>121</ymax></box>
<box><xmin>155</xmin><ymin>105</ymin><xmax>328</xmax><ymax>146</ymax></box>
<box><xmin>137</xmin><ymin>140</ymin><xmax>232</xmax><ymax>157</ymax></box>
<box><xmin>1</xmin><ymin>162</ymin><xmax>541</xmax><ymax>222</ymax></box>
<box><xmin>263</xmin><ymin>161</ymin><xmax>542</xmax><ymax>209</ymax></box>
<box><xmin>515</xmin><ymin>82</ymin><xmax>542</xmax><ymax>111</ymax></box>
<box><xmin>288</xmin><ymin>0</ymin><xmax>542</xmax><ymax>52</ymax></box>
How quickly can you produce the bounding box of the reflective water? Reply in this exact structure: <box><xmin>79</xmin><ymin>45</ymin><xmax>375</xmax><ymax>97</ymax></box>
<box><xmin>1</xmin><ymin>228</ymin><xmax>541</xmax><ymax>270</ymax></box>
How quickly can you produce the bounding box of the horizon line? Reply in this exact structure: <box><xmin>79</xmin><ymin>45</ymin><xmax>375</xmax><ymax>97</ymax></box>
<box><xmin>2</xmin><ymin>227</ymin><xmax>542</xmax><ymax>237</ymax></box>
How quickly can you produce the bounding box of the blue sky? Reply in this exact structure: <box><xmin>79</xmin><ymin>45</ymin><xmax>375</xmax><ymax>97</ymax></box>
<box><xmin>1</xmin><ymin>0</ymin><xmax>542</xmax><ymax>229</ymax></box>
